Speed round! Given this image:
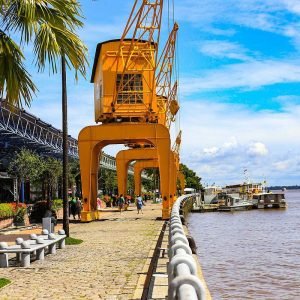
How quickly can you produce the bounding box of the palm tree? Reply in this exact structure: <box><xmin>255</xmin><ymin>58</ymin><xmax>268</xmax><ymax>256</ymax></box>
<box><xmin>0</xmin><ymin>0</ymin><xmax>88</xmax><ymax>106</ymax></box>
<box><xmin>1</xmin><ymin>1</ymin><xmax>88</xmax><ymax>236</ymax></box>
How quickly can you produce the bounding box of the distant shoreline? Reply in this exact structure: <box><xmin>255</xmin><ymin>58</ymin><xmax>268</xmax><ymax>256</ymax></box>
<box><xmin>268</xmin><ymin>186</ymin><xmax>300</xmax><ymax>190</ymax></box>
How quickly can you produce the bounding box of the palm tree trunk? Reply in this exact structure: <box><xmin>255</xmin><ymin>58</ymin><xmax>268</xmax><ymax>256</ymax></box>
<box><xmin>62</xmin><ymin>55</ymin><xmax>69</xmax><ymax>237</ymax></box>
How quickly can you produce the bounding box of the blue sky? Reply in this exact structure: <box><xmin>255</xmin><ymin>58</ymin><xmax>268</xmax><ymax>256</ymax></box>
<box><xmin>21</xmin><ymin>0</ymin><xmax>300</xmax><ymax>186</ymax></box>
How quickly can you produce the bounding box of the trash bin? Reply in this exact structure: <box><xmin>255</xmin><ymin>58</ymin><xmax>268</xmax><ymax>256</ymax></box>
<box><xmin>42</xmin><ymin>217</ymin><xmax>54</xmax><ymax>233</ymax></box>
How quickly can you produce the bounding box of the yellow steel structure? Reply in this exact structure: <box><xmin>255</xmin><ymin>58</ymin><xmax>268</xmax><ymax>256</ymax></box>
<box><xmin>78</xmin><ymin>123</ymin><xmax>171</xmax><ymax>221</ymax></box>
<box><xmin>156</xmin><ymin>23</ymin><xmax>180</xmax><ymax>128</ymax></box>
<box><xmin>134</xmin><ymin>159</ymin><xmax>159</xmax><ymax>196</ymax></box>
<box><xmin>116</xmin><ymin>148</ymin><xmax>176</xmax><ymax>203</ymax></box>
<box><xmin>134</xmin><ymin>159</ymin><xmax>180</xmax><ymax>205</ymax></box>
<box><xmin>79</xmin><ymin>0</ymin><xmax>182</xmax><ymax>220</ymax></box>
<box><xmin>114</xmin><ymin>21</ymin><xmax>180</xmax><ymax>209</ymax></box>
<box><xmin>91</xmin><ymin>0</ymin><xmax>163</xmax><ymax>123</ymax></box>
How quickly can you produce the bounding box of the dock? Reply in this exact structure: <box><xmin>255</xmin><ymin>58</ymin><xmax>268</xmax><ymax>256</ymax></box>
<box><xmin>192</xmin><ymin>204</ymin><xmax>219</xmax><ymax>213</ymax></box>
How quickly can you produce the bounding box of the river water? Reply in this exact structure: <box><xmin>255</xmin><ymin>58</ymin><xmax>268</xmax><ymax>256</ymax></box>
<box><xmin>187</xmin><ymin>190</ymin><xmax>300</xmax><ymax>299</ymax></box>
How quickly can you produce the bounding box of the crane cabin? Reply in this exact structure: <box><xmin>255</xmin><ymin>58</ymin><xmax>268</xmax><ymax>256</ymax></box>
<box><xmin>91</xmin><ymin>39</ymin><xmax>159</xmax><ymax>124</ymax></box>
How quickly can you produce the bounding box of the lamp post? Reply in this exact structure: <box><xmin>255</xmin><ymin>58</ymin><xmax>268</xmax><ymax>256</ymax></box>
<box><xmin>62</xmin><ymin>54</ymin><xmax>69</xmax><ymax>237</ymax></box>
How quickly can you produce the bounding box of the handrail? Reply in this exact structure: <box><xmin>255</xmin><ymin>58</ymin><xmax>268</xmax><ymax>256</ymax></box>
<box><xmin>168</xmin><ymin>194</ymin><xmax>206</xmax><ymax>300</ymax></box>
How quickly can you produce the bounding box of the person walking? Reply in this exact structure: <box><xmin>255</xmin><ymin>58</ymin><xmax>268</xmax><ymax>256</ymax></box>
<box><xmin>117</xmin><ymin>194</ymin><xmax>125</xmax><ymax>213</ymax></box>
<box><xmin>96</xmin><ymin>197</ymin><xmax>101</xmax><ymax>210</ymax></box>
<box><xmin>136</xmin><ymin>195</ymin><xmax>144</xmax><ymax>214</ymax></box>
<box><xmin>70</xmin><ymin>197</ymin><xmax>77</xmax><ymax>219</ymax></box>
<box><xmin>76</xmin><ymin>197</ymin><xmax>82</xmax><ymax>220</ymax></box>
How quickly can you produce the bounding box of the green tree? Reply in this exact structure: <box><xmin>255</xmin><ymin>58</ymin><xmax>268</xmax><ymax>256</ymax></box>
<box><xmin>40</xmin><ymin>157</ymin><xmax>62</xmax><ymax>201</ymax></box>
<box><xmin>0</xmin><ymin>0</ymin><xmax>88</xmax><ymax>106</ymax></box>
<box><xmin>99</xmin><ymin>168</ymin><xmax>117</xmax><ymax>195</ymax></box>
<box><xmin>127</xmin><ymin>174</ymin><xmax>134</xmax><ymax>195</ymax></box>
<box><xmin>8</xmin><ymin>148</ymin><xmax>42</xmax><ymax>202</ymax></box>
<box><xmin>68</xmin><ymin>158</ymin><xmax>80</xmax><ymax>196</ymax></box>
<box><xmin>180</xmin><ymin>163</ymin><xmax>202</xmax><ymax>191</ymax></box>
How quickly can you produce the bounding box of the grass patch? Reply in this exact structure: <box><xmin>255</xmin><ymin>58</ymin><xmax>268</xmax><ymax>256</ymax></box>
<box><xmin>0</xmin><ymin>278</ymin><xmax>11</xmax><ymax>289</ymax></box>
<box><xmin>65</xmin><ymin>237</ymin><xmax>83</xmax><ymax>245</ymax></box>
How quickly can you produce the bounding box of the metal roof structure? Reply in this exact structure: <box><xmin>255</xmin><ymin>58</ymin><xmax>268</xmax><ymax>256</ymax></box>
<box><xmin>0</xmin><ymin>100</ymin><xmax>148</xmax><ymax>178</ymax></box>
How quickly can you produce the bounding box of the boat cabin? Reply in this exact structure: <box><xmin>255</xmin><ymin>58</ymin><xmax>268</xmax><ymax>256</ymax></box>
<box><xmin>252</xmin><ymin>193</ymin><xmax>286</xmax><ymax>209</ymax></box>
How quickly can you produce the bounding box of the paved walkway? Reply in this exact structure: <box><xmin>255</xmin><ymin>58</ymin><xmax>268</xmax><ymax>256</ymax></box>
<box><xmin>0</xmin><ymin>203</ymin><xmax>164</xmax><ymax>300</ymax></box>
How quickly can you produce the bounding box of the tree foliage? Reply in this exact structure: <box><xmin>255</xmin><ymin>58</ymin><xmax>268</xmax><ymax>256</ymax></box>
<box><xmin>8</xmin><ymin>148</ymin><xmax>65</xmax><ymax>201</ymax></box>
<box><xmin>98</xmin><ymin>168</ymin><xmax>117</xmax><ymax>195</ymax></box>
<box><xmin>8</xmin><ymin>148</ymin><xmax>41</xmax><ymax>182</ymax></box>
<box><xmin>40</xmin><ymin>157</ymin><xmax>62</xmax><ymax>200</ymax></box>
<box><xmin>180</xmin><ymin>163</ymin><xmax>202</xmax><ymax>190</ymax></box>
<box><xmin>0</xmin><ymin>0</ymin><xmax>88</xmax><ymax>106</ymax></box>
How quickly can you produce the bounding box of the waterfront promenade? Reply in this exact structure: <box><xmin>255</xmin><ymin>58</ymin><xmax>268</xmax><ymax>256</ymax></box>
<box><xmin>0</xmin><ymin>203</ymin><xmax>164</xmax><ymax>300</ymax></box>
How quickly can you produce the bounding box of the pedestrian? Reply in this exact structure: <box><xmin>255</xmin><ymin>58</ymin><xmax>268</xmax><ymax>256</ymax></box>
<box><xmin>70</xmin><ymin>197</ymin><xmax>77</xmax><ymax>219</ymax></box>
<box><xmin>136</xmin><ymin>195</ymin><xmax>143</xmax><ymax>214</ymax></box>
<box><xmin>125</xmin><ymin>196</ymin><xmax>131</xmax><ymax>211</ymax></box>
<box><xmin>68</xmin><ymin>198</ymin><xmax>72</xmax><ymax>217</ymax></box>
<box><xmin>112</xmin><ymin>195</ymin><xmax>117</xmax><ymax>207</ymax></box>
<box><xmin>96</xmin><ymin>197</ymin><xmax>101</xmax><ymax>210</ymax></box>
<box><xmin>76</xmin><ymin>197</ymin><xmax>82</xmax><ymax>220</ymax></box>
<box><xmin>117</xmin><ymin>194</ymin><xmax>125</xmax><ymax>213</ymax></box>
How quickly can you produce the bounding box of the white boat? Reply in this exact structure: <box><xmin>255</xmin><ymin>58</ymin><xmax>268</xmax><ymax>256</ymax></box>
<box><xmin>218</xmin><ymin>193</ymin><xmax>252</xmax><ymax>211</ymax></box>
<box><xmin>203</xmin><ymin>185</ymin><xmax>222</xmax><ymax>204</ymax></box>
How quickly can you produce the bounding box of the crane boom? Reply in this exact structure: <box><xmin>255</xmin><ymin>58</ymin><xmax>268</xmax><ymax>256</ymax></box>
<box><xmin>156</xmin><ymin>22</ymin><xmax>179</xmax><ymax>128</ymax></box>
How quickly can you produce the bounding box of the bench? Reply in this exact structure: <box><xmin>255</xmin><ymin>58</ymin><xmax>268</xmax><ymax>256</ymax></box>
<box><xmin>0</xmin><ymin>229</ymin><xmax>66</xmax><ymax>268</ymax></box>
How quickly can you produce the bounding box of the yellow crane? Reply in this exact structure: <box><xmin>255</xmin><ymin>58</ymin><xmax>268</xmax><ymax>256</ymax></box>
<box><xmin>156</xmin><ymin>22</ymin><xmax>180</xmax><ymax>128</ymax></box>
<box><xmin>80</xmin><ymin>0</ymin><xmax>174</xmax><ymax>220</ymax></box>
<box><xmin>92</xmin><ymin>0</ymin><xmax>163</xmax><ymax>123</ymax></box>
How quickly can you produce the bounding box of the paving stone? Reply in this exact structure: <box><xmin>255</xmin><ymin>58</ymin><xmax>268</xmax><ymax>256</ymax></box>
<box><xmin>0</xmin><ymin>203</ymin><xmax>163</xmax><ymax>300</ymax></box>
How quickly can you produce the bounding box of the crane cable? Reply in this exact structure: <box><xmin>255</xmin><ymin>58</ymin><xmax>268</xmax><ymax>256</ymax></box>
<box><xmin>172</xmin><ymin>0</ymin><xmax>181</xmax><ymax>138</ymax></box>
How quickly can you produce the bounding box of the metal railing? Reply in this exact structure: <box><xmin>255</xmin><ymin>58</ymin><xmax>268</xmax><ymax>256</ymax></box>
<box><xmin>0</xmin><ymin>100</ymin><xmax>78</xmax><ymax>158</ymax></box>
<box><xmin>0</xmin><ymin>100</ymin><xmax>149</xmax><ymax>178</ymax></box>
<box><xmin>168</xmin><ymin>194</ymin><xmax>206</xmax><ymax>300</ymax></box>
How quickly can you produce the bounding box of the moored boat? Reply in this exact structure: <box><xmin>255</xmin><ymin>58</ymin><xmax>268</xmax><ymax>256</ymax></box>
<box><xmin>203</xmin><ymin>185</ymin><xmax>222</xmax><ymax>204</ymax></box>
<box><xmin>252</xmin><ymin>192</ymin><xmax>286</xmax><ymax>209</ymax></box>
<box><xmin>217</xmin><ymin>193</ymin><xmax>252</xmax><ymax>211</ymax></box>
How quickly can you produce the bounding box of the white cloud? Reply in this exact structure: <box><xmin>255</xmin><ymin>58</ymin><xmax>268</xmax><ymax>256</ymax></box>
<box><xmin>203</xmin><ymin>146</ymin><xmax>219</xmax><ymax>156</ymax></box>
<box><xmin>198</xmin><ymin>40</ymin><xmax>252</xmax><ymax>61</ymax></box>
<box><xmin>247</xmin><ymin>142</ymin><xmax>269</xmax><ymax>157</ymax></box>
<box><xmin>273</xmin><ymin>160</ymin><xmax>291</xmax><ymax>171</ymax></box>
<box><xmin>181</xmin><ymin>59</ymin><xmax>300</xmax><ymax>93</ymax></box>
<box><xmin>180</xmin><ymin>100</ymin><xmax>300</xmax><ymax>185</ymax></box>
<box><xmin>176</xmin><ymin>0</ymin><xmax>300</xmax><ymax>48</ymax></box>
<box><xmin>283</xmin><ymin>0</ymin><xmax>300</xmax><ymax>14</ymax></box>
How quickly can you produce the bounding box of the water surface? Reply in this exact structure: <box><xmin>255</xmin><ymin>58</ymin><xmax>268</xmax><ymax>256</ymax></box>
<box><xmin>187</xmin><ymin>190</ymin><xmax>300</xmax><ymax>299</ymax></box>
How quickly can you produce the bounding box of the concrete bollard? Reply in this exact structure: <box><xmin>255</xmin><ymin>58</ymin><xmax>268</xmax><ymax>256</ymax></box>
<box><xmin>15</xmin><ymin>238</ymin><xmax>24</xmax><ymax>261</ymax></box>
<box><xmin>48</xmin><ymin>233</ymin><xmax>56</xmax><ymax>240</ymax></box>
<box><xmin>42</xmin><ymin>229</ymin><xmax>49</xmax><ymax>235</ymax></box>
<box><xmin>58</xmin><ymin>229</ymin><xmax>65</xmax><ymax>235</ymax></box>
<box><xmin>58</xmin><ymin>239</ymin><xmax>65</xmax><ymax>249</ymax></box>
<box><xmin>16</xmin><ymin>238</ymin><xmax>24</xmax><ymax>245</ymax></box>
<box><xmin>48</xmin><ymin>243</ymin><xmax>56</xmax><ymax>255</ymax></box>
<box><xmin>21</xmin><ymin>241</ymin><xmax>31</xmax><ymax>267</ymax></box>
<box><xmin>30</xmin><ymin>234</ymin><xmax>38</xmax><ymax>240</ymax></box>
<box><xmin>0</xmin><ymin>242</ymin><xmax>8</xmax><ymax>268</ymax></box>
<box><xmin>36</xmin><ymin>248</ymin><xmax>45</xmax><ymax>260</ymax></box>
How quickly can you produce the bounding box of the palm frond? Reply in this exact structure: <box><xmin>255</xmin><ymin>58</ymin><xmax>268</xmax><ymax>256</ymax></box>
<box><xmin>3</xmin><ymin>0</ymin><xmax>84</xmax><ymax>43</ymax></box>
<box><xmin>3</xmin><ymin>0</ymin><xmax>40</xmax><ymax>43</ymax></box>
<box><xmin>0</xmin><ymin>30</ymin><xmax>37</xmax><ymax>107</ymax></box>
<box><xmin>34</xmin><ymin>23</ymin><xmax>88</xmax><ymax>77</ymax></box>
<box><xmin>47</xmin><ymin>0</ymin><xmax>84</xmax><ymax>29</ymax></box>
